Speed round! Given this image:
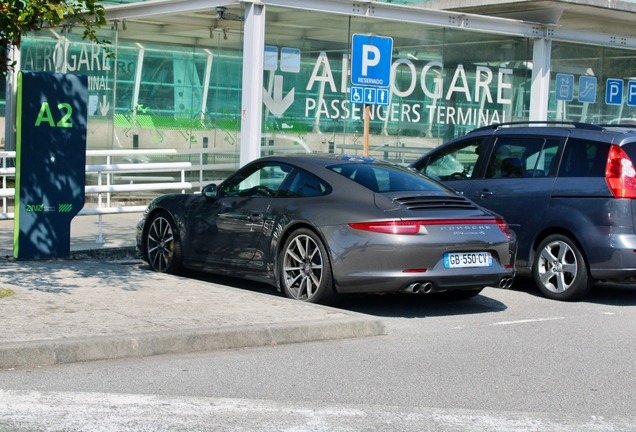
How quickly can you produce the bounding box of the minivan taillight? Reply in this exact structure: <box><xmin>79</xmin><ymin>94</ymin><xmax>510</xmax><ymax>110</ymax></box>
<box><xmin>495</xmin><ymin>218</ymin><xmax>512</xmax><ymax>239</ymax></box>
<box><xmin>606</xmin><ymin>144</ymin><xmax>636</xmax><ymax>198</ymax></box>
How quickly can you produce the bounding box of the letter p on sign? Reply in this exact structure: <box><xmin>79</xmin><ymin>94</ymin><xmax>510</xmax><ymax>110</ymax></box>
<box><xmin>351</xmin><ymin>34</ymin><xmax>393</xmax><ymax>88</ymax></box>
<box><xmin>362</xmin><ymin>45</ymin><xmax>380</xmax><ymax>76</ymax></box>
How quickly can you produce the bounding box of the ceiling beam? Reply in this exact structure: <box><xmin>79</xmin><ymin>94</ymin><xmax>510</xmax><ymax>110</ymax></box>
<box><xmin>106</xmin><ymin>0</ymin><xmax>239</xmax><ymax>20</ymax></box>
<box><xmin>104</xmin><ymin>0</ymin><xmax>636</xmax><ymax>50</ymax></box>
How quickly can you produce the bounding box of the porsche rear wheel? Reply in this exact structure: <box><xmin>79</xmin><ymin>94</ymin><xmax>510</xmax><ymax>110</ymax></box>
<box><xmin>280</xmin><ymin>228</ymin><xmax>335</xmax><ymax>304</ymax></box>
<box><xmin>146</xmin><ymin>211</ymin><xmax>183</xmax><ymax>275</ymax></box>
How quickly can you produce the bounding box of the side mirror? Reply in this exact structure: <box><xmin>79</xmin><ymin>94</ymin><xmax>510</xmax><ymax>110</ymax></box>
<box><xmin>201</xmin><ymin>183</ymin><xmax>218</xmax><ymax>200</ymax></box>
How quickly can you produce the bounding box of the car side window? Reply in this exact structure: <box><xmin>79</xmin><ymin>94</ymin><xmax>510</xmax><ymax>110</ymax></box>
<box><xmin>485</xmin><ymin>137</ymin><xmax>558</xmax><ymax>179</ymax></box>
<box><xmin>220</xmin><ymin>163</ymin><xmax>292</xmax><ymax>197</ymax></box>
<box><xmin>415</xmin><ymin>138</ymin><xmax>485</xmax><ymax>181</ymax></box>
<box><xmin>526</xmin><ymin>140</ymin><xmax>560</xmax><ymax>176</ymax></box>
<box><xmin>558</xmin><ymin>138</ymin><xmax>610</xmax><ymax>178</ymax></box>
<box><xmin>278</xmin><ymin>169</ymin><xmax>331</xmax><ymax>197</ymax></box>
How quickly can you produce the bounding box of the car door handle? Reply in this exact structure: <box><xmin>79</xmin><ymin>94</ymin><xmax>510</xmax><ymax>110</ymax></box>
<box><xmin>249</xmin><ymin>213</ymin><xmax>263</xmax><ymax>222</ymax></box>
<box><xmin>474</xmin><ymin>190</ymin><xmax>493</xmax><ymax>199</ymax></box>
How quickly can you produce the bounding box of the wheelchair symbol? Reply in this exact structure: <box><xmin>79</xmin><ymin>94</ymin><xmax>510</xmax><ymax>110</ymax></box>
<box><xmin>352</xmin><ymin>88</ymin><xmax>362</xmax><ymax>102</ymax></box>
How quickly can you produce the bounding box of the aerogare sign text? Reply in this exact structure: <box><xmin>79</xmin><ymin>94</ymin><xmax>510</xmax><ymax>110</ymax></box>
<box><xmin>305</xmin><ymin>52</ymin><xmax>512</xmax><ymax>126</ymax></box>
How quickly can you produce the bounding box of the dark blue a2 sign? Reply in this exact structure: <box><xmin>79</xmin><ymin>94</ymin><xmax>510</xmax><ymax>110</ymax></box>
<box><xmin>14</xmin><ymin>71</ymin><xmax>87</xmax><ymax>259</ymax></box>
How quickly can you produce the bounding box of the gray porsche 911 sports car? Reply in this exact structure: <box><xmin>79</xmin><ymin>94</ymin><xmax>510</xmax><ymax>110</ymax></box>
<box><xmin>136</xmin><ymin>153</ymin><xmax>516</xmax><ymax>304</ymax></box>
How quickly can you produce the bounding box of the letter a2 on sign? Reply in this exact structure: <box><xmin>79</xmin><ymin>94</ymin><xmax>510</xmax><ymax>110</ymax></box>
<box><xmin>351</xmin><ymin>34</ymin><xmax>393</xmax><ymax>88</ymax></box>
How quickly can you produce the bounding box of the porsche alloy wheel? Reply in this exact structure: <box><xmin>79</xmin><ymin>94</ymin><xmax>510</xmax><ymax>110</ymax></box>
<box><xmin>146</xmin><ymin>211</ymin><xmax>183</xmax><ymax>274</ymax></box>
<box><xmin>281</xmin><ymin>228</ymin><xmax>334</xmax><ymax>304</ymax></box>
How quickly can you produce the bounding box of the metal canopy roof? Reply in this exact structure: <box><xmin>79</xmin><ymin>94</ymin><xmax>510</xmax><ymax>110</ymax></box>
<box><xmin>102</xmin><ymin>0</ymin><xmax>636</xmax><ymax>50</ymax></box>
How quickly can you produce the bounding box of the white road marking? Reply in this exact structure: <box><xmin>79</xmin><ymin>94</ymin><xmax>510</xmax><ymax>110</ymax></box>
<box><xmin>1</xmin><ymin>389</ymin><xmax>634</xmax><ymax>431</ymax></box>
<box><xmin>492</xmin><ymin>317</ymin><xmax>565</xmax><ymax>326</ymax></box>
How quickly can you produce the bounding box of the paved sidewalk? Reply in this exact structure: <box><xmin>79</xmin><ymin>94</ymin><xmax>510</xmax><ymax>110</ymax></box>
<box><xmin>0</xmin><ymin>214</ymin><xmax>386</xmax><ymax>369</ymax></box>
<box><xmin>0</xmin><ymin>213</ymin><xmax>141</xmax><ymax>259</ymax></box>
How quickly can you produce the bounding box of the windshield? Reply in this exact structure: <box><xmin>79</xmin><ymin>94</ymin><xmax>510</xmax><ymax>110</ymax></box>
<box><xmin>328</xmin><ymin>163</ymin><xmax>448</xmax><ymax>193</ymax></box>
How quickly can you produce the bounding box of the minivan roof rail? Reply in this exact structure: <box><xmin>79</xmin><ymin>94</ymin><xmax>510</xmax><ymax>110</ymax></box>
<box><xmin>597</xmin><ymin>123</ymin><xmax>636</xmax><ymax>129</ymax></box>
<box><xmin>469</xmin><ymin>121</ymin><xmax>605</xmax><ymax>133</ymax></box>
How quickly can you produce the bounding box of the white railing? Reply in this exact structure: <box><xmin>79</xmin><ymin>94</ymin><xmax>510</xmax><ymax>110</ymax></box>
<box><xmin>0</xmin><ymin>144</ymin><xmax>311</xmax><ymax>225</ymax></box>
<box><xmin>1</xmin><ymin>149</ymin><xmax>225</xmax><ymax>219</ymax></box>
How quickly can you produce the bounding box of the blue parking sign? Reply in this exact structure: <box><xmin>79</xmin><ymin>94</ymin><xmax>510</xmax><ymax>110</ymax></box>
<box><xmin>628</xmin><ymin>81</ymin><xmax>636</xmax><ymax>107</ymax></box>
<box><xmin>351</xmin><ymin>34</ymin><xmax>393</xmax><ymax>88</ymax></box>
<box><xmin>606</xmin><ymin>79</ymin><xmax>624</xmax><ymax>105</ymax></box>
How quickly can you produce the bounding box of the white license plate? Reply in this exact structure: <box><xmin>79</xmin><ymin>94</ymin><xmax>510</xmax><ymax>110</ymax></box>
<box><xmin>444</xmin><ymin>252</ymin><xmax>493</xmax><ymax>268</ymax></box>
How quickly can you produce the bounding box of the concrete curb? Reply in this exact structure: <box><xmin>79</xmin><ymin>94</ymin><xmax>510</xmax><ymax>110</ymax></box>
<box><xmin>0</xmin><ymin>247</ymin><xmax>139</xmax><ymax>262</ymax></box>
<box><xmin>69</xmin><ymin>246</ymin><xmax>138</xmax><ymax>261</ymax></box>
<box><xmin>0</xmin><ymin>317</ymin><xmax>386</xmax><ymax>369</ymax></box>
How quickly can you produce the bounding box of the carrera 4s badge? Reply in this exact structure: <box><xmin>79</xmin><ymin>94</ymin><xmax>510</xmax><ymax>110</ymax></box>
<box><xmin>440</xmin><ymin>225</ymin><xmax>492</xmax><ymax>235</ymax></box>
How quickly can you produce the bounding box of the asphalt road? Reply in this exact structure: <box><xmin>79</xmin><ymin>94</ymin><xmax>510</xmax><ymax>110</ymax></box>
<box><xmin>2</xmin><ymin>276</ymin><xmax>636</xmax><ymax>431</ymax></box>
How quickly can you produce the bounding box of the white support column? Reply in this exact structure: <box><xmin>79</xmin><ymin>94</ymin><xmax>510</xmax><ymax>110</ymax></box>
<box><xmin>132</xmin><ymin>43</ymin><xmax>145</xmax><ymax>115</ymax></box>
<box><xmin>240</xmin><ymin>2</ymin><xmax>266</xmax><ymax>167</ymax></box>
<box><xmin>530</xmin><ymin>37</ymin><xmax>552</xmax><ymax>121</ymax></box>
<box><xmin>4</xmin><ymin>44</ymin><xmax>20</xmax><ymax>152</ymax></box>
<box><xmin>200</xmin><ymin>49</ymin><xmax>214</xmax><ymax>121</ymax></box>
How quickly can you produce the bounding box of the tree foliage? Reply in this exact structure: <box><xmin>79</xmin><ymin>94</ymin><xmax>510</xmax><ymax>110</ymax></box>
<box><xmin>0</xmin><ymin>0</ymin><xmax>113</xmax><ymax>76</ymax></box>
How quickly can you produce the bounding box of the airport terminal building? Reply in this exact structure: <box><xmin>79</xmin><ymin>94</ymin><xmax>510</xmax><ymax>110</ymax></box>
<box><xmin>4</xmin><ymin>0</ymin><xmax>636</xmax><ymax>173</ymax></box>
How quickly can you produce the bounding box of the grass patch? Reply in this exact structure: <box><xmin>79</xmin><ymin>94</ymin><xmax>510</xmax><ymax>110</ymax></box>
<box><xmin>0</xmin><ymin>288</ymin><xmax>15</xmax><ymax>299</ymax></box>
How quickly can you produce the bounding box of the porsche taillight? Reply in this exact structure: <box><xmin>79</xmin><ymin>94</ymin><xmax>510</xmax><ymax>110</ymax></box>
<box><xmin>348</xmin><ymin>221</ymin><xmax>421</xmax><ymax>234</ymax></box>
<box><xmin>349</xmin><ymin>218</ymin><xmax>510</xmax><ymax>236</ymax></box>
<box><xmin>606</xmin><ymin>144</ymin><xmax>636</xmax><ymax>198</ymax></box>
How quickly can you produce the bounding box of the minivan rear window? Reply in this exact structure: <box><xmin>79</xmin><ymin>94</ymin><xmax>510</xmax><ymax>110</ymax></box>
<box><xmin>558</xmin><ymin>138</ymin><xmax>610</xmax><ymax>178</ymax></box>
<box><xmin>620</xmin><ymin>142</ymin><xmax>636</xmax><ymax>165</ymax></box>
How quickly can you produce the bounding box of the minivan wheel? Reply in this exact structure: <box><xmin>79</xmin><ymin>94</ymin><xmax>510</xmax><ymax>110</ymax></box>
<box><xmin>533</xmin><ymin>234</ymin><xmax>593</xmax><ymax>301</ymax></box>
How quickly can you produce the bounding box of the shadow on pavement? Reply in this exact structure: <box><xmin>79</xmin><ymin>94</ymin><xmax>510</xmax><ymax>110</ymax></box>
<box><xmin>334</xmin><ymin>291</ymin><xmax>507</xmax><ymax>318</ymax></box>
<box><xmin>508</xmin><ymin>275</ymin><xmax>636</xmax><ymax>306</ymax></box>
<box><xmin>184</xmin><ymin>267</ymin><xmax>508</xmax><ymax>319</ymax></box>
<box><xmin>174</xmin><ymin>268</ymin><xmax>286</xmax><ymax>298</ymax></box>
<box><xmin>0</xmin><ymin>257</ymin><xmax>148</xmax><ymax>294</ymax></box>
<box><xmin>584</xmin><ymin>283</ymin><xmax>636</xmax><ymax>306</ymax></box>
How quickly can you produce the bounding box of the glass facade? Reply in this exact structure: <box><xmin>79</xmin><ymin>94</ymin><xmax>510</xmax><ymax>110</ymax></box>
<box><xmin>260</xmin><ymin>8</ymin><xmax>531</xmax><ymax>163</ymax></box>
<box><xmin>549</xmin><ymin>42</ymin><xmax>636</xmax><ymax>124</ymax></box>
<box><xmin>2</xmin><ymin>3</ymin><xmax>636</xmax><ymax>167</ymax></box>
<box><xmin>9</xmin><ymin>23</ymin><xmax>244</xmax><ymax>179</ymax></box>
<box><xmin>112</xmin><ymin>38</ymin><xmax>244</xmax><ymax>175</ymax></box>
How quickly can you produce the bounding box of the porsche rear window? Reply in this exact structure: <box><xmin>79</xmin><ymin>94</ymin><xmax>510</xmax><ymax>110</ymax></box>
<box><xmin>328</xmin><ymin>164</ymin><xmax>447</xmax><ymax>193</ymax></box>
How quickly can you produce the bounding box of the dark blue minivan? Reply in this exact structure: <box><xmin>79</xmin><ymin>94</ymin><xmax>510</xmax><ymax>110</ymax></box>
<box><xmin>411</xmin><ymin>122</ymin><xmax>636</xmax><ymax>301</ymax></box>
